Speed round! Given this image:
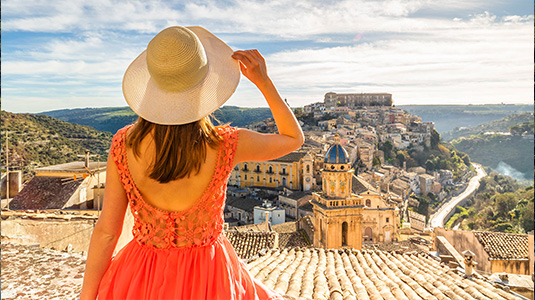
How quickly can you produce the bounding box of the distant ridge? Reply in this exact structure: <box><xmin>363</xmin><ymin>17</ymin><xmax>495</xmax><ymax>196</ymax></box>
<box><xmin>398</xmin><ymin>104</ymin><xmax>533</xmax><ymax>133</ymax></box>
<box><xmin>40</xmin><ymin>106</ymin><xmax>273</xmax><ymax>133</ymax></box>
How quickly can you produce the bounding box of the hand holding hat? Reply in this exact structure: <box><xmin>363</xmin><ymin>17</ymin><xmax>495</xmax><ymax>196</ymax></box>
<box><xmin>232</xmin><ymin>50</ymin><xmax>271</xmax><ymax>89</ymax></box>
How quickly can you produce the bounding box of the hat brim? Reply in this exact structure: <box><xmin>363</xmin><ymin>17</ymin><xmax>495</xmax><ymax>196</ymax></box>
<box><xmin>123</xmin><ymin>26</ymin><xmax>240</xmax><ymax>125</ymax></box>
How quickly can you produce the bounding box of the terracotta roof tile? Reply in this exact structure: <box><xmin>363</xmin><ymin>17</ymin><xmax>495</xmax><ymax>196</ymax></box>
<box><xmin>247</xmin><ymin>248</ymin><xmax>521</xmax><ymax>300</ymax></box>
<box><xmin>224</xmin><ymin>230</ymin><xmax>277</xmax><ymax>261</ymax></box>
<box><xmin>473</xmin><ymin>231</ymin><xmax>529</xmax><ymax>260</ymax></box>
<box><xmin>278</xmin><ymin>231</ymin><xmax>311</xmax><ymax>248</ymax></box>
<box><xmin>271</xmin><ymin>152</ymin><xmax>308</xmax><ymax>163</ymax></box>
<box><xmin>10</xmin><ymin>176</ymin><xmax>83</xmax><ymax>210</ymax></box>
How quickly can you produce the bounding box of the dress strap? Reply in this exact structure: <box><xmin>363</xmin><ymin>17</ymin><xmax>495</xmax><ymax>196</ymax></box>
<box><xmin>216</xmin><ymin>125</ymin><xmax>239</xmax><ymax>179</ymax></box>
<box><xmin>110</xmin><ymin>125</ymin><xmax>133</xmax><ymax>178</ymax></box>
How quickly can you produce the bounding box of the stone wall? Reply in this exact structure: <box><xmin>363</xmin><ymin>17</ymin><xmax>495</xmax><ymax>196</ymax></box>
<box><xmin>434</xmin><ymin>228</ymin><xmax>491</xmax><ymax>274</ymax></box>
<box><xmin>1</xmin><ymin>209</ymin><xmax>134</xmax><ymax>255</ymax></box>
<box><xmin>490</xmin><ymin>259</ymin><xmax>530</xmax><ymax>275</ymax></box>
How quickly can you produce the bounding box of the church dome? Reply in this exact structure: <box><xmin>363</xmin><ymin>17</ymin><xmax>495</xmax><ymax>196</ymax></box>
<box><xmin>324</xmin><ymin>143</ymin><xmax>349</xmax><ymax>164</ymax></box>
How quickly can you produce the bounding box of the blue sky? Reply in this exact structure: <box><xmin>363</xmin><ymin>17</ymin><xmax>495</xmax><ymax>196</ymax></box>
<box><xmin>2</xmin><ymin>0</ymin><xmax>533</xmax><ymax>113</ymax></box>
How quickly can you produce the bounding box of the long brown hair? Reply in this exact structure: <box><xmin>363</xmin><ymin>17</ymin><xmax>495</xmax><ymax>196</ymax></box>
<box><xmin>126</xmin><ymin>115</ymin><xmax>223</xmax><ymax>183</ymax></box>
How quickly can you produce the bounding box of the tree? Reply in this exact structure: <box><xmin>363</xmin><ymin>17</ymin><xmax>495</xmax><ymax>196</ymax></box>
<box><xmin>372</xmin><ymin>156</ymin><xmax>381</xmax><ymax>167</ymax></box>
<box><xmin>431</xmin><ymin>129</ymin><xmax>440</xmax><ymax>149</ymax></box>
<box><xmin>381</xmin><ymin>141</ymin><xmax>393</xmax><ymax>159</ymax></box>
<box><xmin>396</xmin><ymin>151</ymin><xmax>406</xmax><ymax>166</ymax></box>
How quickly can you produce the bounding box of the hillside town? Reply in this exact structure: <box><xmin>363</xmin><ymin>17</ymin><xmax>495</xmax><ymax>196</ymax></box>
<box><xmin>1</xmin><ymin>92</ymin><xmax>533</xmax><ymax>299</ymax></box>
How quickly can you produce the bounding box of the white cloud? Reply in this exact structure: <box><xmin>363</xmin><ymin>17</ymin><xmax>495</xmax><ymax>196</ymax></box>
<box><xmin>2</xmin><ymin>0</ymin><xmax>533</xmax><ymax>113</ymax></box>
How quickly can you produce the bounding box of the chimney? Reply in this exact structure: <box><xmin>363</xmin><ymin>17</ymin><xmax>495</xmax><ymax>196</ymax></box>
<box><xmin>264</xmin><ymin>212</ymin><xmax>270</xmax><ymax>225</ymax></box>
<box><xmin>462</xmin><ymin>250</ymin><xmax>477</xmax><ymax>277</ymax></box>
<box><xmin>85</xmin><ymin>150</ymin><xmax>90</xmax><ymax>168</ymax></box>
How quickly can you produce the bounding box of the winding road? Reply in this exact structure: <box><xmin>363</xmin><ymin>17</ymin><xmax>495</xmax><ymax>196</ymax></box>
<box><xmin>428</xmin><ymin>163</ymin><xmax>486</xmax><ymax>228</ymax></box>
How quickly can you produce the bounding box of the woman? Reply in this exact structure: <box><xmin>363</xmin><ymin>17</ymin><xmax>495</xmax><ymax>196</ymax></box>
<box><xmin>80</xmin><ymin>26</ymin><xmax>304</xmax><ymax>299</ymax></box>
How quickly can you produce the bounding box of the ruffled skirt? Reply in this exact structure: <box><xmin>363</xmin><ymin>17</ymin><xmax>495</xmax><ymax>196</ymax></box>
<box><xmin>97</xmin><ymin>234</ymin><xmax>282</xmax><ymax>300</ymax></box>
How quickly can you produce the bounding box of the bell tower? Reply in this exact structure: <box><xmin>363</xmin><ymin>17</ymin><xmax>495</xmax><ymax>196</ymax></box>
<box><xmin>312</xmin><ymin>135</ymin><xmax>363</xmax><ymax>249</ymax></box>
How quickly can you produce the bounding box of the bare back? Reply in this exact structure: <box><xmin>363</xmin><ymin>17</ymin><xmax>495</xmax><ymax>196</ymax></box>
<box><xmin>125</xmin><ymin>126</ymin><xmax>221</xmax><ymax>212</ymax></box>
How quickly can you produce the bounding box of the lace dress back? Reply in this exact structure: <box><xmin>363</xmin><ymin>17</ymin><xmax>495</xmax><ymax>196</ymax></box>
<box><xmin>111</xmin><ymin>124</ymin><xmax>238</xmax><ymax>249</ymax></box>
<box><xmin>98</xmin><ymin>124</ymin><xmax>283</xmax><ymax>300</ymax></box>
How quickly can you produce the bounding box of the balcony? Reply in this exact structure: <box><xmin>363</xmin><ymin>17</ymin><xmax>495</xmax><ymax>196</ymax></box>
<box><xmin>279</xmin><ymin>171</ymin><xmax>288</xmax><ymax>176</ymax></box>
<box><xmin>253</xmin><ymin>169</ymin><xmax>263</xmax><ymax>174</ymax></box>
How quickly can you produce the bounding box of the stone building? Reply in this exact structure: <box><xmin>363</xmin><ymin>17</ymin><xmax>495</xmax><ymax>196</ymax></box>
<box><xmin>324</xmin><ymin>92</ymin><xmax>393</xmax><ymax>108</ymax></box>
<box><xmin>352</xmin><ymin>175</ymin><xmax>400</xmax><ymax>244</ymax></box>
<box><xmin>9</xmin><ymin>159</ymin><xmax>106</xmax><ymax>210</ymax></box>
<box><xmin>311</xmin><ymin>137</ymin><xmax>400</xmax><ymax>249</ymax></box>
<box><xmin>229</xmin><ymin>152</ymin><xmax>313</xmax><ymax>191</ymax></box>
<box><xmin>253</xmin><ymin>201</ymin><xmax>285</xmax><ymax>225</ymax></box>
<box><xmin>434</xmin><ymin>228</ymin><xmax>532</xmax><ymax>275</ymax></box>
<box><xmin>312</xmin><ymin>137</ymin><xmax>364</xmax><ymax>249</ymax></box>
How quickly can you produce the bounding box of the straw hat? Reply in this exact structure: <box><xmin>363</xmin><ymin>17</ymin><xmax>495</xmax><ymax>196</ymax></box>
<box><xmin>123</xmin><ymin>26</ymin><xmax>240</xmax><ymax>125</ymax></box>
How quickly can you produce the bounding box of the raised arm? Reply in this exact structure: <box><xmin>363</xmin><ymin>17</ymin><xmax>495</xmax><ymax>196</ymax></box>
<box><xmin>231</xmin><ymin>50</ymin><xmax>304</xmax><ymax>164</ymax></box>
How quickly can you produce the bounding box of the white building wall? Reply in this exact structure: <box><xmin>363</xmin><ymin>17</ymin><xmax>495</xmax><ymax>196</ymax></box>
<box><xmin>254</xmin><ymin>207</ymin><xmax>285</xmax><ymax>225</ymax></box>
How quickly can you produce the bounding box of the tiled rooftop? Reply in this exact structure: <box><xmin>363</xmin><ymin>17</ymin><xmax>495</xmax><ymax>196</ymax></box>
<box><xmin>271</xmin><ymin>152</ymin><xmax>308</xmax><ymax>163</ymax></box>
<box><xmin>224</xmin><ymin>230</ymin><xmax>277</xmax><ymax>261</ymax></box>
<box><xmin>1</xmin><ymin>242</ymin><xmax>86</xmax><ymax>299</ymax></box>
<box><xmin>247</xmin><ymin>247</ymin><xmax>521</xmax><ymax>300</ymax></box>
<box><xmin>352</xmin><ymin>175</ymin><xmax>378</xmax><ymax>194</ymax></box>
<box><xmin>226</xmin><ymin>196</ymin><xmax>265</xmax><ymax>212</ymax></box>
<box><xmin>9</xmin><ymin>176</ymin><xmax>83</xmax><ymax>210</ymax></box>
<box><xmin>2</xmin><ymin>240</ymin><xmax>523</xmax><ymax>300</ymax></box>
<box><xmin>278</xmin><ymin>231</ymin><xmax>311</xmax><ymax>249</ymax></box>
<box><xmin>473</xmin><ymin>231</ymin><xmax>529</xmax><ymax>260</ymax></box>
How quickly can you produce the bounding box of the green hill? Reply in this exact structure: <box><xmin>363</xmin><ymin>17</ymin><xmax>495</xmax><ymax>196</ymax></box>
<box><xmin>40</xmin><ymin>106</ymin><xmax>273</xmax><ymax>133</ymax></box>
<box><xmin>441</xmin><ymin>112</ymin><xmax>534</xmax><ymax>141</ymax></box>
<box><xmin>1</xmin><ymin>111</ymin><xmax>112</xmax><ymax>178</ymax></box>
<box><xmin>398</xmin><ymin>104</ymin><xmax>533</xmax><ymax>133</ymax></box>
<box><xmin>451</xmin><ymin>134</ymin><xmax>534</xmax><ymax>182</ymax></box>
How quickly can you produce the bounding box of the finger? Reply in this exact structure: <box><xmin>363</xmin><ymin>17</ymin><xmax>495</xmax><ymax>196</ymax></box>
<box><xmin>244</xmin><ymin>50</ymin><xmax>260</xmax><ymax>67</ymax></box>
<box><xmin>232</xmin><ymin>52</ymin><xmax>253</xmax><ymax>67</ymax></box>
<box><xmin>251</xmin><ymin>49</ymin><xmax>265</xmax><ymax>63</ymax></box>
<box><xmin>238</xmin><ymin>61</ymin><xmax>247</xmax><ymax>74</ymax></box>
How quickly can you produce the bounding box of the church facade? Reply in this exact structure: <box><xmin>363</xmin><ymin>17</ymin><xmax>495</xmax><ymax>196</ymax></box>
<box><xmin>312</xmin><ymin>137</ymin><xmax>399</xmax><ymax>249</ymax></box>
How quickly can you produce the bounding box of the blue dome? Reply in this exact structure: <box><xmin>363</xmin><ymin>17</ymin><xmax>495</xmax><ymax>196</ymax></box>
<box><xmin>324</xmin><ymin>144</ymin><xmax>349</xmax><ymax>164</ymax></box>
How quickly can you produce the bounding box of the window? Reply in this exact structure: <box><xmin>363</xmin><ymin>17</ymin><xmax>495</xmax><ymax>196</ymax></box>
<box><xmin>256</xmin><ymin>165</ymin><xmax>260</xmax><ymax>172</ymax></box>
<box><xmin>269</xmin><ymin>166</ymin><xmax>273</xmax><ymax>173</ymax></box>
<box><xmin>269</xmin><ymin>177</ymin><xmax>272</xmax><ymax>183</ymax></box>
<box><xmin>365</xmin><ymin>199</ymin><xmax>371</xmax><ymax>207</ymax></box>
<box><xmin>257</xmin><ymin>176</ymin><xmax>260</xmax><ymax>181</ymax></box>
<box><xmin>306</xmin><ymin>165</ymin><xmax>310</xmax><ymax>173</ymax></box>
<box><xmin>245</xmin><ymin>174</ymin><xmax>247</xmax><ymax>180</ymax></box>
<box><xmin>386</xmin><ymin>217</ymin><xmax>390</xmax><ymax>223</ymax></box>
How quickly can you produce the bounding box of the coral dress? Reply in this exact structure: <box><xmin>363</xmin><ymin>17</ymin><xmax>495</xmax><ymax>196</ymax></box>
<box><xmin>97</xmin><ymin>125</ymin><xmax>283</xmax><ymax>300</ymax></box>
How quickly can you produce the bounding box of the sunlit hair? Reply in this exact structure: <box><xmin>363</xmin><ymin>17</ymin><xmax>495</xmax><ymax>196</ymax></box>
<box><xmin>126</xmin><ymin>115</ymin><xmax>223</xmax><ymax>183</ymax></box>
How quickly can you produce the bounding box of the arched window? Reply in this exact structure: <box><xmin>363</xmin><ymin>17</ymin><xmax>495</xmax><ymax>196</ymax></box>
<box><xmin>365</xmin><ymin>199</ymin><xmax>371</xmax><ymax>207</ymax></box>
<box><xmin>243</xmin><ymin>163</ymin><xmax>248</xmax><ymax>171</ymax></box>
<box><xmin>269</xmin><ymin>166</ymin><xmax>273</xmax><ymax>173</ymax></box>
<box><xmin>306</xmin><ymin>165</ymin><xmax>310</xmax><ymax>173</ymax></box>
<box><xmin>256</xmin><ymin>165</ymin><xmax>260</xmax><ymax>172</ymax></box>
<box><xmin>342</xmin><ymin>222</ymin><xmax>348</xmax><ymax>246</ymax></box>
<box><xmin>282</xmin><ymin>177</ymin><xmax>287</xmax><ymax>186</ymax></box>
<box><xmin>244</xmin><ymin>174</ymin><xmax>247</xmax><ymax>180</ymax></box>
